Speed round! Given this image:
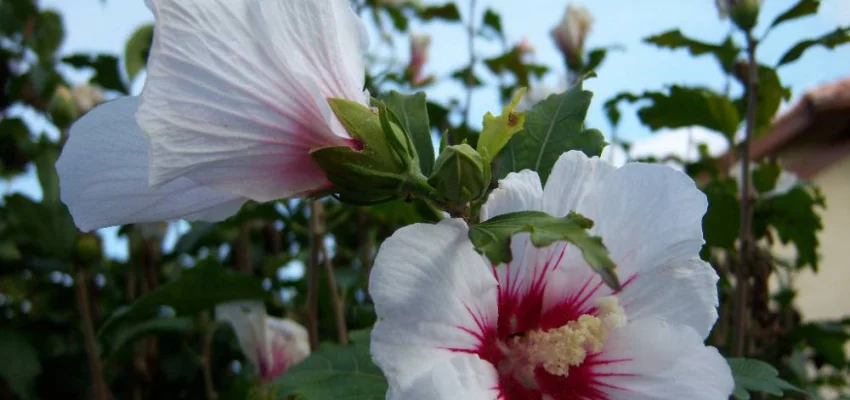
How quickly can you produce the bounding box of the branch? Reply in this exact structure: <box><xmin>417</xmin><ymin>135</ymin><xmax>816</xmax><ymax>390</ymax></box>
<box><xmin>235</xmin><ymin>222</ymin><xmax>252</xmax><ymax>273</ymax></box>
<box><xmin>733</xmin><ymin>33</ymin><xmax>759</xmax><ymax>358</ymax></box>
<box><xmin>75</xmin><ymin>266</ymin><xmax>112</xmax><ymax>400</ymax></box>
<box><xmin>321</xmin><ymin>242</ymin><xmax>348</xmax><ymax>345</ymax></box>
<box><xmin>306</xmin><ymin>201</ymin><xmax>321</xmax><ymax>350</ymax></box>
<box><xmin>198</xmin><ymin>312</ymin><xmax>219</xmax><ymax>400</ymax></box>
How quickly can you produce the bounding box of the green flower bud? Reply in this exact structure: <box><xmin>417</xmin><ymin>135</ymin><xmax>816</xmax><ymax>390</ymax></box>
<box><xmin>429</xmin><ymin>144</ymin><xmax>490</xmax><ymax>204</ymax></box>
<box><xmin>716</xmin><ymin>0</ymin><xmax>761</xmax><ymax>32</ymax></box>
<box><xmin>49</xmin><ymin>85</ymin><xmax>79</xmax><ymax>130</ymax></box>
<box><xmin>74</xmin><ymin>233</ymin><xmax>102</xmax><ymax>265</ymax></box>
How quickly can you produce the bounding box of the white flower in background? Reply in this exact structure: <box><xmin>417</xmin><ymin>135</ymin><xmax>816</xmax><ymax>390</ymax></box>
<box><xmin>70</xmin><ymin>84</ymin><xmax>105</xmax><ymax>114</ymax></box>
<box><xmin>216</xmin><ymin>301</ymin><xmax>310</xmax><ymax>383</ymax></box>
<box><xmin>551</xmin><ymin>5</ymin><xmax>593</xmax><ymax>64</ymax></box>
<box><xmin>369</xmin><ymin>151</ymin><xmax>734</xmax><ymax>399</ymax></box>
<box><xmin>56</xmin><ymin>0</ymin><xmax>368</xmax><ymax>232</ymax></box>
<box><xmin>516</xmin><ymin>81</ymin><xmax>567</xmax><ymax>112</ymax></box>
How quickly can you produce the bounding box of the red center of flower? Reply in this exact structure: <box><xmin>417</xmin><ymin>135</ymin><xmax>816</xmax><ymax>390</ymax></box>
<box><xmin>449</xmin><ymin>246</ymin><xmax>636</xmax><ymax>400</ymax></box>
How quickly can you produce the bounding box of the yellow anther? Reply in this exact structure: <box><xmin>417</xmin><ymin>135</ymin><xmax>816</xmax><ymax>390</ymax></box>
<box><xmin>512</xmin><ymin>296</ymin><xmax>627</xmax><ymax>377</ymax></box>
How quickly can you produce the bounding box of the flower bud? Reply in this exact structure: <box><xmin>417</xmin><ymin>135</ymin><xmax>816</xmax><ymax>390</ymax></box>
<box><xmin>49</xmin><ymin>85</ymin><xmax>79</xmax><ymax>129</ymax></box>
<box><xmin>407</xmin><ymin>34</ymin><xmax>433</xmax><ymax>86</ymax></box>
<box><xmin>429</xmin><ymin>144</ymin><xmax>490</xmax><ymax>204</ymax></box>
<box><xmin>551</xmin><ymin>5</ymin><xmax>593</xmax><ymax>72</ymax></box>
<box><xmin>71</xmin><ymin>84</ymin><xmax>105</xmax><ymax>114</ymax></box>
<box><xmin>716</xmin><ymin>0</ymin><xmax>761</xmax><ymax>32</ymax></box>
<box><xmin>74</xmin><ymin>233</ymin><xmax>102</xmax><ymax>265</ymax></box>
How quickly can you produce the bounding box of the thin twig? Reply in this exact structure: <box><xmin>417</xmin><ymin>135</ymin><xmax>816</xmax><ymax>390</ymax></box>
<box><xmin>235</xmin><ymin>222</ymin><xmax>251</xmax><ymax>273</ymax></box>
<box><xmin>306</xmin><ymin>201</ymin><xmax>322</xmax><ymax>350</ymax></box>
<box><xmin>198</xmin><ymin>312</ymin><xmax>219</xmax><ymax>400</ymax></box>
<box><xmin>733</xmin><ymin>33</ymin><xmax>759</xmax><ymax>358</ymax></box>
<box><xmin>321</xmin><ymin>243</ymin><xmax>349</xmax><ymax>345</ymax></box>
<box><xmin>75</xmin><ymin>266</ymin><xmax>112</xmax><ymax>400</ymax></box>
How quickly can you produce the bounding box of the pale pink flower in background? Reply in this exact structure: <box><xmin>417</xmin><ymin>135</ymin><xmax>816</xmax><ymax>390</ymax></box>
<box><xmin>56</xmin><ymin>0</ymin><xmax>368</xmax><ymax>231</ymax></box>
<box><xmin>408</xmin><ymin>34</ymin><xmax>432</xmax><ymax>86</ymax></box>
<box><xmin>369</xmin><ymin>151</ymin><xmax>734</xmax><ymax>399</ymax></box>
<box><xmin>551</xmin><ymin>5</ymin><xmax>593</xmax><ymax>64</ymax></box>
<box><xmin>216</xmin><ymin>301</ymin><xmax>310</xmax><ymax>383</ymax></box>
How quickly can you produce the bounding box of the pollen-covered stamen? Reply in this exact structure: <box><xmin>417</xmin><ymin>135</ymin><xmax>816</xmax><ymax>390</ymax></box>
<box><xmin>500</xmin><ymin>296</ymin><xmax>627</xmax><ymax>384</ymax></box>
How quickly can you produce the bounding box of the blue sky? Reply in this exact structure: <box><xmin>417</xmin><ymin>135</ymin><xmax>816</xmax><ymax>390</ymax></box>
<box><xmin>10</xmin><ymin>0</ymin><xmax>850</xmax><ymax>258</ymax></box>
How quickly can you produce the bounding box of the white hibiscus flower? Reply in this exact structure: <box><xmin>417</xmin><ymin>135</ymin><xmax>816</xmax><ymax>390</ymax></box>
<box><xmin>216</xmin><ymin>301</ymin><xmax>310</xmax><ymax>383</ymax></box>
<box><xmin>56</xmin><ymin>0</ymin><xmax>368</xmax><ymax>231</ymax></box>
<box><xmin>369</xmin><ymin>151</ymin><xmax>734</xmax><ymax>399</ymax></box>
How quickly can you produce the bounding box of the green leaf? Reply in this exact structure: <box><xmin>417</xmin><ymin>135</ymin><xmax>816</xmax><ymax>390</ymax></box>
<box><xmin>477</xmin><ymin>88</ymin><xmax>526</xmax><ymax>163</ymax></box>
<box><xmin>451</xmin><ymin>66</ymin><xmax>484</xmax><ymax>88</ymax></box>
<box><xmin>728</xmin><ymin>357</ymin><xmax>803</xmax><ymax>400</ymax></box>
<box><xmin>702</xmin><ymin>179</ymin><xmax>741</xmax><ymax>250</ymax></box>
<box><xmin>469</xmin><ymin>210</ymin><xmax>619</xmax><ymax>290</ymax></box>
<box><xmin>0</xmin><ymin>330</ymin><xmax>41</xmax><ymax>400</ymax></box>
<box><xmin>62</xmin><ymin>54</ymin><xmax>128</xmax><ymax>94</ymax></box>
<box><xmin>33</xmin><ymin>140</ymin><xmax>60</xmax><ymax>206</ymax></box>
<box><xmin>736</xmin><ymin>66</ymin><xmax>790</xmax><ymax>137</ymax></box>
<box><xmin>0</xmin><ymin>118</ymin><xmax>33</xmax><ymax>177</ymax></box>
<box><xmin>383</xmin><ymin>91</ymin><xmax>435</xmax><ymax>175</ymax></box>
<box><xmin>124</xmin><ymin>24</ymin><xmax>154</xmax><ymax>83</ymax></box>
<box><xmin>637</xmin><ymin>86</ymin><xmax>741</xmax><ymax>142</ymax></box>
<box><xmin>482</xmin><ymin>8</ymin><xmax>503</xmax><ymax>38</ymax></box>
<box><xmin>4</xmin><ymin>194</ymin><xmax>76</xmax><ymax>259</ymax></box>
<box><xmin>107</xmin><ymin>317</ymin><xmax>194</xmax><ymax>357</ymax></box>
<box><xmin>384</xmin><ymin>6</ymin><xmax>408</xmax><ymax>31</ymax></box>
<box><xmin>769</xmin><ymin>0</ymin><xmax>820</xmax><ymax>29</ymax></box>
<box><xmin>494</xmin><ymin>77</ymin><xmax>604</xmax><ymax>181</ymax></box>
<box><xmin>274</xmin><ymin>329</ymin><xmax>387</xmax><ymax>400</ymax></box>
<box><xmin>98</xmin><ymin>267</ymin><xmax>265</xmax><ymax>336</ymax></box>
<box><xmin>583</xmin><ymin>48</ymin><xmax>608</xmax><ymax>73</ymax></box>
<box><xmin>788</xmin><ymin>322</ymin><xmax>849</xmax><ymax>368</ymax></box>
<box><xmin>603</xmin><ymin>92</ymin><xmax>640</xmax><ymax>127</ymax></box>
<box><xmin>417</xmin><ymin>3</ymin><xmax>461</xmax><ymax>21</ymax></box>
<box><xmin>777</xmin><ymin>27</ymin><xmax>850</xmax><ymax>67</ymax></box>
<box><xmin>32</xmin><ymin>9</ymin><xmax>64</xmax><ymax>60</ymax></box>
<box><xmin>644</xmin><ymin>29</ymin><xmax>739</xmax><ymax>72</ymax></box>
<box><xmin>752</xmin><ymin>161</ymin><xmax>781</xmax><ymax>194</ymax></box>
<box><xmin>754</xmin><ymin>186</ymin><xmax>823</xmax><ymax>270</ymax></box>
<box><xmin>483</xmin><ymin>48</ymin><xmax>548</xmax><ymax>88</ymax></box>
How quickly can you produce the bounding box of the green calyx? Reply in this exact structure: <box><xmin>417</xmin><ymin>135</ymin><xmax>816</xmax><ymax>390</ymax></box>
<box><xmin>310</xmin><ymin>98</ymin><xmax>433</xmax><ymax>205</ymax></box>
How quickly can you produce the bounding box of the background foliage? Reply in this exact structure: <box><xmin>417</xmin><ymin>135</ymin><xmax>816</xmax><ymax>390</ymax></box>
<box><xmin>0</xmin><ymin>0</ymin><xmax>848</xmax><ymax>399</ymax></box>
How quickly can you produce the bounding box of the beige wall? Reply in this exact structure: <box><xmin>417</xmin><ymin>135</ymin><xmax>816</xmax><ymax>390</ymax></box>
<box><xmin>790</xmin><ymin>155</ymin><xmax>850</xmax><ymax>321</ymax></box>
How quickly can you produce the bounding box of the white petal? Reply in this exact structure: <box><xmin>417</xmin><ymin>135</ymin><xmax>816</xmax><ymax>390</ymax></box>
<box><xmin>574</xmin><ymin>161</ymin><xmax>708</xmax><ymax>278</ymax></box>
<box><xmin>480</xmin><ymin>170</ymin><xmax>542</xmax><ymax>222</ymax></box>
<box><xmin>541</xmin><ymin>150</ymin><xmax>614</xmax><ymax>218</ymax></box>
<box><xmin>369</xmin><ymin>219</ymin><xmax>498</xmax><ymax>392</ymax></box>
<box><xmin>265</xmin><ymin>317</ymin><xmax>310</xmax><ymax>365</ymax></box>
<box><xmin>139</xmin><ymin>0</ymin><xmax>367</xmax><ymax>202</ymax></box>
<box><xmin>388</xmin><ymin>355</ymin><xmax>500</xmax><ymax>400</ymax></box>
<box><xmin>618</xmin><ymin>258</ymin><xmax>719</xmax><ymax>339</ymax></box>
<box><xmin>215</xmin><ymin>301</ymin><xmax>267</xmax><ymax>366</ymax></box>
<box><xmin>56</xmin><ymin>97</ymin><xmax>245</xmax><ymax>232</ymax></box>
<box><xmin>599</xmin><ymin>319</ymin><xmax>734</xmax><ymax>400</ymax></box>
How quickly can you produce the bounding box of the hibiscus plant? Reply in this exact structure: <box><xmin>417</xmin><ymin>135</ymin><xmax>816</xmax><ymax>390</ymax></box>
<box><xmin>0</xmin><ymin>0</ymin><xmax>845</xmax><ymax>399</ymax></box>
